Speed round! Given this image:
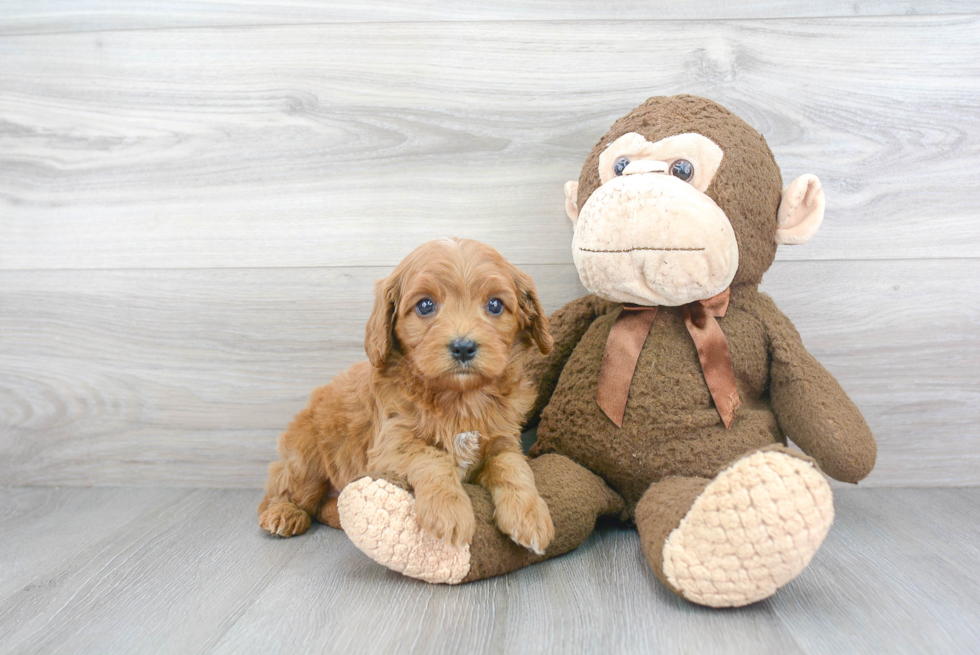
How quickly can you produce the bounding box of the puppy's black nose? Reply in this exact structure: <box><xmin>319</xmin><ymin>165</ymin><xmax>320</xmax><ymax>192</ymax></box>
<box><xmin>449</xmin><ymin>338</ymin><xmax>478</xmax><ymax>363</ymax></box>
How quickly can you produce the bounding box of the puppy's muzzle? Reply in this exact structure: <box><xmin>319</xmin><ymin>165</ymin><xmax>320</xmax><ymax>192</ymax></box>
<box><xmin>449</xmin><ymin>337</ymin><xmax>478</xmax><ymax>363</ymax></box>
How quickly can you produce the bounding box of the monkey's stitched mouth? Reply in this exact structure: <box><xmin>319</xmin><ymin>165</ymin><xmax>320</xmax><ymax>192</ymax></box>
<box><xmin>578</xmin><ymin>247</ymin><xmax>705</xmax><ymax>253</ymax></box>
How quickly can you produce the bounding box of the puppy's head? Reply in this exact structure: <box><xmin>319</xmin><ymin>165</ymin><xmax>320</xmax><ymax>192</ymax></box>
<box><xmin>365</xmin><ymin>238</ymin><xmax>552</xmax><ymax>390</ymax></box>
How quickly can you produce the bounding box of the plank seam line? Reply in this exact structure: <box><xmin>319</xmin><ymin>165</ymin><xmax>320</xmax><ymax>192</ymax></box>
<box><xmin>0</xmin><ymin>12</ymin><xmax>976</xmax><ymax>38</ymax></box>
<box><xmin>1</xmin><ymin>256</ymin><xmax>977</xmax><ymax>274</ymax></box>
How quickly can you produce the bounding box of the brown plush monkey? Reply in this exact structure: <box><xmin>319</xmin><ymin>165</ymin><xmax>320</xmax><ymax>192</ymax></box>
<box><xmin>338</xmin><ymin>95</ymin><xmax>876</xmax><ymax>607</ymax></box>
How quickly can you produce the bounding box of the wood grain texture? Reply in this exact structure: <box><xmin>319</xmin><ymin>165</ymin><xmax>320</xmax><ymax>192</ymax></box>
<box><xmin>211</xmin><ymin>514</ymin><xmax>804</xmax><ymax>655</ymax></box>
<box><xmin>0</xmin><ymin>487</ymin><xmax>186</xmax><ymax>598</ymax></box>
<box><xmin>0</xmin><ymin>1</ymin><xmax>974</xmax><ymax>35</ymax></box>
<box><xmin>0</xmin><ymin>489</ymin><xmax>309</xmax><ymax>654</ymax></box>
<box><xmin>1</xmin><ymin>16</ymin><xmax>978</xmax><ymax>270</ymax></box>
<box><xmin>772</xmin><ymin>488</ymin><xmax>980</xmax><ymax>654</ymax></box>
<box><xmin>0</xmin><ymin>264</ymin><xmax>586</xmax><ymax>487</ymax></box>
<box><xmin>1</xmin><ymin>9</ymin><xmax>977</xmax><ymax>489</ymax></box>
<box><xmin>0</xmin><ymin>487</ymin><xmax>976</xmax><ymax>654</ymax></box>
<box><xmin>1</xmin><ymin>259</ymin><xmax>977</xmax><ymax>488</ymax></box>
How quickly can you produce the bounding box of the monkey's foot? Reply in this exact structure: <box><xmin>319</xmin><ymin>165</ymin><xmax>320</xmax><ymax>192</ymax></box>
<box><xmin>662</xmin><ymin>450</ymin><xmax>834</xmax><ymax>608</ymax></box>
<box><xmin>337</xmin><ymin>477</ymin><xmax>471</xmax><ymax>584</ymax></box>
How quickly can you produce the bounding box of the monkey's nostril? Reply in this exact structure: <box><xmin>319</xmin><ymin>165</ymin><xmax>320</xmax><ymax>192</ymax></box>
<box><xmin>449</xmin><ymin>338</ymin><xmax>478</xmax><ymax>363</ymax></box>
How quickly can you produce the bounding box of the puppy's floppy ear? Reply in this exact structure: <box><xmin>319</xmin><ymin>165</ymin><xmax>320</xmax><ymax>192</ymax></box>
<box><xmin>509</xmin><ymin>264</ymin><xmax>553</xmax><ymax>355</ymax></box>
<box><xmin>365</xmin><ymin>272</ymin><xmax>400</xmax><ymax>368</ymax></box>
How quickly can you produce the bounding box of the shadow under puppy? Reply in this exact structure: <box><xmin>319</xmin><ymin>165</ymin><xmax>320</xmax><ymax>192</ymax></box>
<box><xmin>258</xmin><ymin>237</ymin><xmax>556</xmax><ymax>554</ymax></box>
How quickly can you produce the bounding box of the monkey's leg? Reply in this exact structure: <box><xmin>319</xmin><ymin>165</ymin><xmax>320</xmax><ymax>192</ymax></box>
<box><xmin>337</xmin><ymin>453</ymin><xmax>624</xmax><ymax>584</ymax></box>
<box><xmin>635</xmin><ymin>445</ymin><xmax>834</xmax><ymax>608</ymax></box>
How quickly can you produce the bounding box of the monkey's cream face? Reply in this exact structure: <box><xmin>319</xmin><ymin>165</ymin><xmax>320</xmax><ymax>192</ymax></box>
<box><xmin>570</xmin><ymin>132</ymin><xmax>739</xmax><ymax>306</ymax></box>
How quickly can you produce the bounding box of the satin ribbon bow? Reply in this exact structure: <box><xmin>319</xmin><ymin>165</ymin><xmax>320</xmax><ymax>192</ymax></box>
<box><xmin>596</xmin><ymin>288</ymin><xmax>741</xmax><ymax>429</ymax></box>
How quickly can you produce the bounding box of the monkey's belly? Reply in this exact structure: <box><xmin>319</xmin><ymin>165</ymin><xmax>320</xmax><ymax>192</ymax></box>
<box><xmin>532</xmin><ymin>306</ymin><xmax>780</xmax><ymax>513</ymax></box>
<box><xmin>535</xmin><ymin>402</ymin><xmax>782</xmax><ymax>512</ymax></box>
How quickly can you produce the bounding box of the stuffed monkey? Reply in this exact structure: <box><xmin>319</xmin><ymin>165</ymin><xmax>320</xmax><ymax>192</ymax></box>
<box><xmin>337</xmin><ymin>95</ymin><xmax>876</xmax><ymax>607</ymax></box>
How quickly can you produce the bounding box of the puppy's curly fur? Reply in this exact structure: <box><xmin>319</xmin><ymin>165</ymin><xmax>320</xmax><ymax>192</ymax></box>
<box><xmin>258</xmin><ymin>238</ymin><xmax>556</xmax><ymax>553</ymax></box>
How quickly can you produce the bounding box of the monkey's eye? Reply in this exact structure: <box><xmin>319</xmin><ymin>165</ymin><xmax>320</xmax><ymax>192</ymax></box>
<box><xmin>670</xmin><ymin>159</ymin><xmax>694</xmax><ymax>182</ymax></box>
<box><xmin>416</xmin><ymin>298</ymin><xmax>436</xmax><ymax>316</ymax></box>
<box><xmin>486</xmin><ymin>298</ymin><xmax>504</xmax><ymax>316</ymax></box>
<box><xmin>613</xmin><ymin>156</ymin><xmax>630</xmax><ymax>176</ymax></box>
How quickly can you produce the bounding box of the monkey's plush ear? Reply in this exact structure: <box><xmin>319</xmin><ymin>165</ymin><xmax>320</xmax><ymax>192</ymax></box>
<box><xmin>564</xmin><ymin>181</ymin><xmax>580</xmax><ymax>224</ymax></box>
<box><xmin>364</xmin><ymin>274</ymin><xmax>400</xmax><ymax>368</ymax></box>
<box><xmin>511</xmin><ymin>266</ymin><xmax>554</xmax><ymax>355</ymax></box>
<box><xmin>776</xmin><ymin>174</ymin><xmax>825</xmax><ymax>245</ymax></box>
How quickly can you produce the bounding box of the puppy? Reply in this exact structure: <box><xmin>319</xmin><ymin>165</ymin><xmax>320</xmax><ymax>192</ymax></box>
<box><xmin>258</xmin><ymin>238</ymin><xmax>556</xmax><ymax>553</ymax></box>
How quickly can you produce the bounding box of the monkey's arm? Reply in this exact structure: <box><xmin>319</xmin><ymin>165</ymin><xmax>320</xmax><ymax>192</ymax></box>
<box><xmin>761</xmin><ymin>295</ymin><xmax>876</xmax><ymax>483</ymax></box>
<box><xmin>524</xmin><ymin>294</ymin><xmax>612</xmax><ymax>428</ymax></box>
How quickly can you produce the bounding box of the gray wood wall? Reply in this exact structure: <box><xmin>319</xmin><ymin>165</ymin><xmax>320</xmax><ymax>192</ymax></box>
<box><xmin>1</xmin><ymin>2</ymin><xmax>977</xmax><ymax>488</ymax></box>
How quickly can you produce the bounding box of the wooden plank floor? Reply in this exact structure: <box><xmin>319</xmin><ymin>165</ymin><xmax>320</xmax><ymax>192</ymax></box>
<box><xmin>0</xmin><ymin>487</ymin><xmax>976</xmax><ymax>654</ymax></box>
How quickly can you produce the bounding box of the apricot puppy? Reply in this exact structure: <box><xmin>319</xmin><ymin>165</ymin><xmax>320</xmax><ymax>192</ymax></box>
<box><xmin>258</xmin><ymin>238</ymin><xmax>556</xmax><ymax>553</ymax></box>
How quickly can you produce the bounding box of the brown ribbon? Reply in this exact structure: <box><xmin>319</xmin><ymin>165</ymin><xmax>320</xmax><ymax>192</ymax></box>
<box><xmin>596</xmin><ymin>288</ymin><xmax>741</xmax><ymax>429</ymax></box>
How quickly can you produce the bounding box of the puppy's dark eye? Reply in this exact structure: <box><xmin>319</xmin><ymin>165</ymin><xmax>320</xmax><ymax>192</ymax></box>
<box><xmin>613</xmin><ymin>156</ymin><xmax>630</xmax><ymax>176</ymax></box>
<box><xmin>670</xmin><ymin>159</ymin><xmax>694</xmax><ymax>182</ymax></box>
<box><xmin>416</xmin><ymin>298</ymin><xmax>436</xmax><ymax>316</ymax></box>
<box><xmin>486</xmin><ymin>298</ymin><xmax>504</xmax><ymax>316</ymax></box>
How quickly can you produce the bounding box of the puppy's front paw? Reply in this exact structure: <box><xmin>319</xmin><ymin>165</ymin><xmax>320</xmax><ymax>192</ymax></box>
<box><xmin>259</xmin><ymin>502</ymin><xmax>311</xmax><ymax>537</ymax></box>
<box><xmin>415</xmin><ymin>486</ymin><xmax>476</xmax><ymax>548</ymax></box>
<box><xmin>494</xmin><ymin>492</ymin><xmax>554</xmax><ymax>555</ymax></box>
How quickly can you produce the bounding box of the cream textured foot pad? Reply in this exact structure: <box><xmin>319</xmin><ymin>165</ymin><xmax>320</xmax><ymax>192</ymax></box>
<box><xmin>662</xmin><ymin>451</ymin><xmax>834</xmax><ymax>608</ymax></box>
<box><xmin>337</xmin><ymin>477</ymin><xmax>471</xmax><ymax>584</ymax></box>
